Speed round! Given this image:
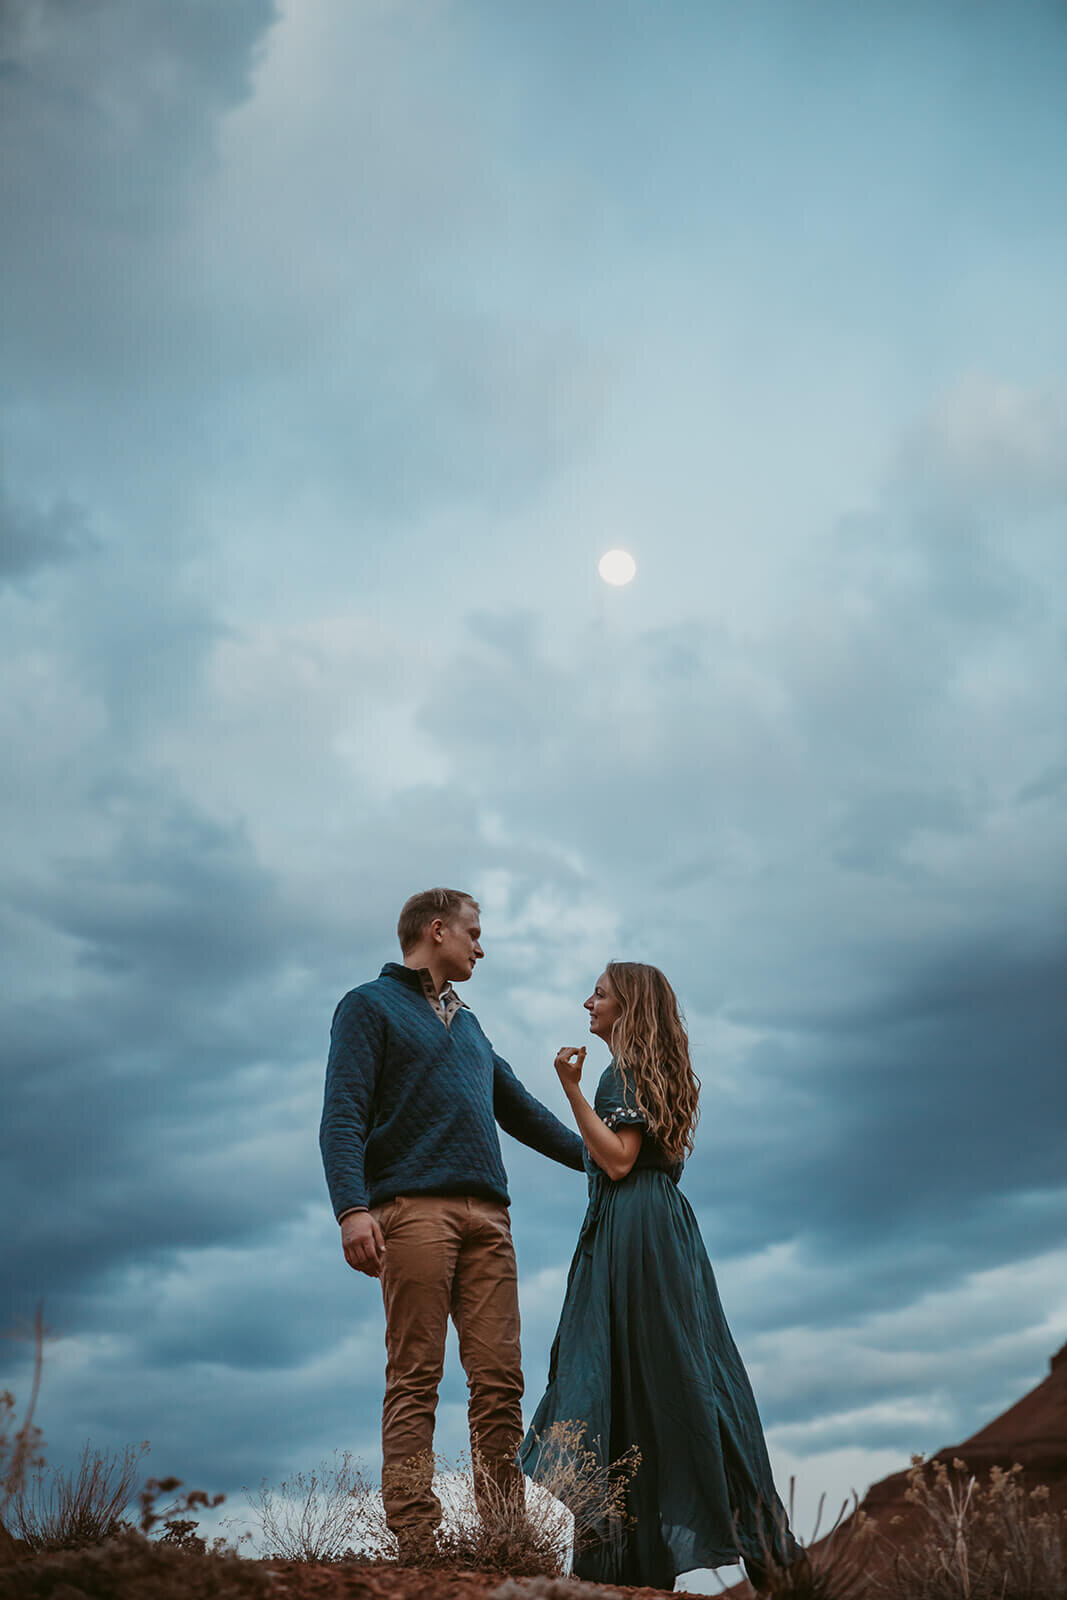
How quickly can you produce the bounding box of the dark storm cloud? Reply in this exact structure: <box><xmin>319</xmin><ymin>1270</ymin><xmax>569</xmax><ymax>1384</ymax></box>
<box><xmin>1018</xmin><ymin>765</ymin><xmax>1067</xmax><ymax>805</ymax></box>
<box><xmin>706</xmin><ymin>927</ymin><xmax>1067</xmax><ymax>1258</ymax></box>
<box><xmin>0</xmin><ymin>0</ymin><xmax>277</xmax><ymax>384</ymax></box>
<box><xmin>0</xmin><ymin>477</ymin><xmax>93</xmax><ymax>581</ymax></box>
<box><xmin>0</xmin><ymin>776</ymin><xmax>333</xmax><ymax>1309</ymax></box>
<box><xmin>2</xmin><ymin>0</ymin><xmax>599</xmax><ymax>537</ymax></box>
<box><xmin>1</xmin><ymin>0</ymin><xmax>1065</xmax><ymax>1539</ymax></box>
<box><xmin>830</xmin><ymin>786</ymin><xmax>975</xmax><ymax>876</ymax></box>
<box><xmin>33</xmin><ymin>790</ymin><xmax>281</xmax><ymax>987</ymax></box>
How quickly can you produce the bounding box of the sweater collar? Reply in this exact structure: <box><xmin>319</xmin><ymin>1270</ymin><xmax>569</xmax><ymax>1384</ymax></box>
<box><xmin>380</xmin><ymin>961</ymin><xmax>469</xmax><ymax>1024</ymax></box>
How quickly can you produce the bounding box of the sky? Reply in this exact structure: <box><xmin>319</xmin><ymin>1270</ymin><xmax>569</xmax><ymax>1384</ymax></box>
<box><xmin>1</xmin><ymin>0</ymin><xmax>1066</xmax><ymax>1586</ymax></box>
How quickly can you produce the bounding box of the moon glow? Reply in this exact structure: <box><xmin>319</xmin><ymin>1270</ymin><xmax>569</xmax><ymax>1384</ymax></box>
<box><xmin>598</xmin><ymin>549</ymin><xmax>637</xmax><ymax>586</ymax></box>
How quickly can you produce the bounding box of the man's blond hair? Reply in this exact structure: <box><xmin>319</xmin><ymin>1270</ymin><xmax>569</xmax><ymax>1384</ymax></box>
<box><xmin>397</xmin><ymin>887</ymin><xmax>479</xmax><ymax>954</ymax></box>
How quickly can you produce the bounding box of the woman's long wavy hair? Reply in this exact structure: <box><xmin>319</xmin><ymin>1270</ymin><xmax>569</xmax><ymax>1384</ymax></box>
<box><xmin>606</xmin><ymin>961</ymin><xmax>700</xmax><ymax>1164</ymax></box>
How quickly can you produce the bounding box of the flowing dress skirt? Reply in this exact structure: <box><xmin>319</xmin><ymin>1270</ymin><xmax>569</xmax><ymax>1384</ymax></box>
<box><xmin>519</xmin><ymin>1168</ymin><xmax>794</xmax><ymax>1589</ymax></box>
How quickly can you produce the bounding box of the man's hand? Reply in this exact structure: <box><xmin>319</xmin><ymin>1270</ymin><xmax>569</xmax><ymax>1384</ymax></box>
<box><xmin>341</xmin><ymin>1210</ymin><xmax>385</xmax><ymax>1277</ymax></box>
<box><xmin>554</xmin><ymin>1046</ymin><xmax>587</xmax><ymax>1092</ymax></box>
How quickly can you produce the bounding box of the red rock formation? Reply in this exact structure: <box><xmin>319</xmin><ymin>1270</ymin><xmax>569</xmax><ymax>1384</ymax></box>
<box><xmin>863</xmin><ymin>1341</ymin><xmax>1067</xmax><ymax>1527</ymax></box>
<box><xmin>719</xmin><ymin>1342</ymin><xmax>1067</xmax><ymax>1595</ymax></box>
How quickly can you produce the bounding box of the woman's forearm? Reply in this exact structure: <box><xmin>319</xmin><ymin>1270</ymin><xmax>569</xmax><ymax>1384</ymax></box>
<box><xmin>564</xmin><ymin>1084</ymin><xmax>640</xmax><ymax>1180</ymax></box>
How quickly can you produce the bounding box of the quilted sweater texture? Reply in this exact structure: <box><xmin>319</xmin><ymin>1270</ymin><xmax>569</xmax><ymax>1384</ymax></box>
<box><xmin>320</xmin><ymin>962</ymin><xmax>586</xmax><ymax>1216</ymax></box>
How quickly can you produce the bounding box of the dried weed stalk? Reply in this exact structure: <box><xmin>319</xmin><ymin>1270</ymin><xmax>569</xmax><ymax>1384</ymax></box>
<box><xmin>875</xmin><ymin>1455</ymin><xmax>1067</xmax><ymax>1600</ymax></box>
<box><xmin>9</xmin><ymin>1440</ymin><xmax>148</xmax><ymax>1551</ymax></box>
<box><xmin>1</xmin><ymin>1304</ymin><xmax>46</xmax><ymax>1520</ymax></box>
<box><xmin>246</xmin><ymin>1451</ymin><xmax>388</xmax><ymax>1562</ymax></box>
<box><xmin>140</xmin><ymin>1475</ymin><xmax>229</xmax><ymax>1553</ymax></box>
<box><xmin>245</xmin><ymin>1421</ymin><xmax>639</xmax><ymax>1574</ymax></box>
<box><xmin>473</xmin><ymin>1418</ymin><xmax>640</xmax><ymax>1575</ymax></box>
<box><xmin>425</xmin><ymin>1421</ymin><xmax>639</xmax><ymax>1574</ymax></box>
<box><xmin>735</xmin><ymin>1477</ymin><xmax>878</xmax><ymax>1600</ymax></box>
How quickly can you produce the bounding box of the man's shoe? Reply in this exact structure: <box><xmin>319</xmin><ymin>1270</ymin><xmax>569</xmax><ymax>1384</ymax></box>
<box><xmin>395</xmin><ymin>1528</ymin><xmax>436</xmax><ymax>1566</ymax></box>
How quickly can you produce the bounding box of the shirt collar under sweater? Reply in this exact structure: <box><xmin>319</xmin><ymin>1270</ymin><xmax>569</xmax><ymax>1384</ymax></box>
<box><xmin>380</xmin><ymin>961</ymin><xmax>469</xmax><ymax>1028</ymax></box>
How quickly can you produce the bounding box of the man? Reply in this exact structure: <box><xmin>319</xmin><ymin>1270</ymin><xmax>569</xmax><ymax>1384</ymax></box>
<box><xmin>320</xmin><ymin>886</ymin><xmax>585</xmax><ymax>1561</ymax></box>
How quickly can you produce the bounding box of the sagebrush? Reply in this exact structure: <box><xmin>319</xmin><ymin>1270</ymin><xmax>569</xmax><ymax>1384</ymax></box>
<box><xmin>1</xmin><ymin>1305</ymin><xmax>46</xmax><ymax>1520</ymax></box>
<box><xmin>732</xmin><ymin>1477</ymin><xmax>878</xmax><ymax>1599</ymax></box>
<box><xmin>244</xmin><ymin>1421</ymin><xmax>639</xmax><ymax>1574</ymax></box>
<box><xmin>874</xmin><ymin>1455</ymin><xmax>1067</xmax><ymax>1600</ymax></box>
<box><xmin>8</xmin><ymin>1440</ymin><xmax>147</xmax><ymax>1551</ymax></box>
<box><xmin>245</xmin><ymin>1451</ymin><xmax>385</xmax><ymax>1562</ymax></box>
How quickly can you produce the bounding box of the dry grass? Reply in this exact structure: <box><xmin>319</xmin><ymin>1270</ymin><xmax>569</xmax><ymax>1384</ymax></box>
<box><xmin>0</xmin><ymin>1530</ymin><xmax>276</xmax><ymax>1599</ymax></box>
<box><xmin>1</xmin><ymin>1304</ymin><xmax>46</xmax><ymax>1521</ymax></box>
<box><xmin>873</xmin><ymin>1456</ymin><xmax>1067</xmax><ymax>1600</ymax></box>
<box><xmin>732</xmin><ymin>1459</ymin><xmax>1067</xmax><ymax>1600</ymax></box>
<box><xmin>243</xmin><ymin>1421</ymin><xmax>639</xmax><ymax>1575</ymax></box>
<box><xmin>339</xmin><ymin>1447</ymin><xmax>621</xmax><ymax>1578</ymax></box>
<box><xmin>3</xmin><ymin>1452</ymin><xmax>270</xmax><ymax>1598</ymax></box>
<box><xmin>429</xmin><ymin>1451</ymin><xmax>584</xmax><ymax>1576</ymax></box>
<box><xmin>521</xmin><ymin>1419</ymin><xmax>640</xmax><ymax>1566</ymax></box>
<box><xmin>140</xmin><ymin>1474</ymin><xmax>229</xmax><ymax>1552</ymax></box>
<box><xmin>437</xmin><ymin>1420</ymin><xmax>639</xmax><ymax>1576</ymax></box>
<box><xmin>728</xmin><ymin>1478</ymin><xmax>879</xmax><ymax>1599</ymax></box>
<box><xmin>245</xmin><ymin>1451</ymin><xmax>385</xmax><ymax>1562</ymax></box>
<box><xmin>8</xmin><ymin>1440</ymin><xmax>148</xmax><ymax>1551</ymax></box>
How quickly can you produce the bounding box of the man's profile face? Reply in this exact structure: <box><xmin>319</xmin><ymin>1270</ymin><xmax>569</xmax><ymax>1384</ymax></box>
<box><xmin>437</xmin><ymin>902</ymin><xmax>484</xmax><ymax>983</ymax></box>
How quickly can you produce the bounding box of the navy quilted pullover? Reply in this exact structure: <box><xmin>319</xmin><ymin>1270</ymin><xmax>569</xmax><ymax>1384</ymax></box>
<box><xmin>320</xmin><ymin>962</ymin><xmax>586</xmax><ymax>1216</ymax></box>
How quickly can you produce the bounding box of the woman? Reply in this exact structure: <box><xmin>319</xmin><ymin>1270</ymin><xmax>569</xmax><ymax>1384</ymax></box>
<box><xmin>519</xmin><ymin>961</ymin><xmax>797</xmax><ymax>1591</ymax></box>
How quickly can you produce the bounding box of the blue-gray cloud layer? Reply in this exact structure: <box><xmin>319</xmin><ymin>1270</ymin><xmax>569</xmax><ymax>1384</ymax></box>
<box><xmin>1</xmin><ymin>0</ymin><xmax>1065</xmax><ymax>1548</ymax></box>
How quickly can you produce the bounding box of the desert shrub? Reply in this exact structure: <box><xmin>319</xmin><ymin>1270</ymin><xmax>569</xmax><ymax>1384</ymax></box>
<box><xmin>245</xmin><ymin>1451</ymin><xmax>383</xmax><ymax>1562</ymax></box>
<box><xmin>139</xmin><ymin>1475</ymin><xmax>229</xmax><ymax>1553</ymax></box>
<box><xmin>735</xmin><ymin>1478</ymin><xmax>879</xmax><ymax>1599</ymax></box>
<box><xmin>430</xmin><ymin>1459</ymin><xmax>568</xmax><ymax>1576</ymax></box>
<box><xmin>9</xmin><ymin>1441</ymin><xmax>148</xmax><ymax>1551</ymax></box>
<box><xmin>523</xmin><ymin>1419</ymin><xmax>640</xmax><ymax>1566</ymax></box>
<box><xmin>875</xmin><ymin>1456</ymin><xmax>1067</xmax><ymax>1600</ymax></box>
<box><xmin>4</xmin><ymin>1476</ymin><xmax>269</xmax><ymax>1600</ymax></box>
<box><xmin>0</xmin><ymin>1529</ymin><xmax>275</xmax><ymax>1599</ymax></box>
<box><xmin>243</xmin><ymin>1422</ymin><xmax>639</xmax><ymax>1574</ymax></box>
<box><xmin>1</xmin><ymin>1306</ymin><xmax>46</xmax><ymax>1520</ymax></box>
<box><xmin>0</xmin><ymin>1392</ymin><xmax>44</xmax><ymax>1528</ymax></box>
<box><xmin>382</xmin><ymin>1424</ymin><xmax>640</xmax><ymax>1575</ymax></box>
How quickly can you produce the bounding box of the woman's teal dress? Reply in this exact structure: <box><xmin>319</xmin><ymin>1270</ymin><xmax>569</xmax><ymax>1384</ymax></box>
<box><xmin>519</xmin><ymin>1062</ymin><xmax>795</xmax><ymax>1590</ymax></box>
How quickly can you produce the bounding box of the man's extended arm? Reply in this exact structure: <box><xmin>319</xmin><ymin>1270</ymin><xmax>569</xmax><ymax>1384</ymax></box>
<box><xmin>492</xmin><ymin>1053</ymin><xmax>586</xmax><ymax>1170</ymax></box>
<box><xmin>320</xmin><ymin>989</ymin><xmax>385</xmax><ymax>1218</ymax></box>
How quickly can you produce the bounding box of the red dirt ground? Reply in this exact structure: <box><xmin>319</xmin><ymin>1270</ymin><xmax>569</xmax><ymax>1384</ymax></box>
<box><xmin>263</xmin><ymin>1565</ymin><xmax>701</xmax><ymax>1600</ymax></box>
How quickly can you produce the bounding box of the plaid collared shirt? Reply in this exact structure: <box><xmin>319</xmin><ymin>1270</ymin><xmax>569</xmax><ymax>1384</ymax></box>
<box><xmin>411</xmin><ymin>965</ymin><xmax>468</xmax><ymax>1029</ymax></box>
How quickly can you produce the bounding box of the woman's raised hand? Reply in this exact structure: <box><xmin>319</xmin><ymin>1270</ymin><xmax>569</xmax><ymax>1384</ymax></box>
<box><xmin>554</xmin><ymin>1046</ymin><xmax>587</xmax><ymax>1090</ymax></box>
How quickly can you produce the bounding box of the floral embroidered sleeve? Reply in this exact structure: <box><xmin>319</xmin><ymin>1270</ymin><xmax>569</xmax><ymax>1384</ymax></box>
<box><xmin>604</xmin><ymin>1104</ymin><xmax>647</xmax><ymax>1130</ymax></box>
<box><xmin>596</xmin><ymin>1063</ymin><xmax>648</xmax><ymax>1133</ymax></box>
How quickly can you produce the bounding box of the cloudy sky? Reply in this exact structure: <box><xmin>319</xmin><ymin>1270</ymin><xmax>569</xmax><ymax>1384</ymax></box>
<box><xmin>2</xmin><ymin>0</ymin><xmax>1066</xmax><ymax>1585</ymax></box>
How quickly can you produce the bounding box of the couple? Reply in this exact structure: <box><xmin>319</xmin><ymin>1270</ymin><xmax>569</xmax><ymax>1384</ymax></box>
<box><xmin>319</xmin><ymin>887</ymin><xmax>796</xmax><ymax>1590</ymax></box>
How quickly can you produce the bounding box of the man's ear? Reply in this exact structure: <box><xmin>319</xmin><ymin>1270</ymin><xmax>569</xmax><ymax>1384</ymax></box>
<box><xmin>430</xmin><ymin>917</ymin><xmax>446</xmax><ymax>944</ymax></box>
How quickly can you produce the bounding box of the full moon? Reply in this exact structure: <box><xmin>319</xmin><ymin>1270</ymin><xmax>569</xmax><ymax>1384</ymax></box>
<box><xmin>598</xmin><ymin>549</ymin><xmax>637</xmax><ymax>586</ymax></box>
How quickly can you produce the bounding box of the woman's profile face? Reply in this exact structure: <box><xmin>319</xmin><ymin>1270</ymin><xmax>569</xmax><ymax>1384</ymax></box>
<box><xmin>584</xmin><ymin>970</ymin><xmax>622</xmax><ymax>1044</ymax></box>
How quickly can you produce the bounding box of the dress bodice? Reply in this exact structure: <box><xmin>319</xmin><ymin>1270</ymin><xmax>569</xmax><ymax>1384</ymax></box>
<box><xmin>586</xmin><ymin>1060</ymin><xmax>683</xmax><ymax>1183</ymax></box>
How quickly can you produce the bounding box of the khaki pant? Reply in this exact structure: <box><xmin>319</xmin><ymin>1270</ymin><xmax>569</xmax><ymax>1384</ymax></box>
<box><xmin>371</xmin><ymin>1194</ymin><xmax>524</xmax><ymax>1539</ymax></box>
